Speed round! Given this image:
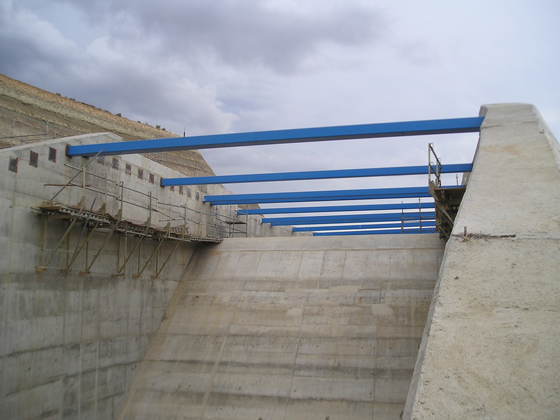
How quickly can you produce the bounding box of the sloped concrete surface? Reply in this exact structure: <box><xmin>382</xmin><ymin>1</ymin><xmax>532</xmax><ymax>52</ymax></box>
<box><xmin>118</xmin><ymin>235</ymin><xmax>445</xmax><ymax>419</ymax></box>
<box><xmin>404</xmin><ymin>104</ymin><xmax>560</xmax><ymax>419</ymax></box>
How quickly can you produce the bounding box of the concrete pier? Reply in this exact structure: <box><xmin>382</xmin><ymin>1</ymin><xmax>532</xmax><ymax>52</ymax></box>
<box><xmin>404</xmin><ymin>104</ymin><xmax>560</xmax><ymax>419</ymax></box>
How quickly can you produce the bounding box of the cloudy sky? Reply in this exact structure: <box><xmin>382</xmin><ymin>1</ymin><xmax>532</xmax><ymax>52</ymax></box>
<box><xmin>1</xmin><ymin>0</ymin><xmax>559</xmax><ymax>198</ymax></box>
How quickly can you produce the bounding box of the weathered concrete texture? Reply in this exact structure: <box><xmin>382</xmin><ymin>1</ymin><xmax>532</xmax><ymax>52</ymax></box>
<box><xmin>0</xmin><ymin>135</ymin><xmax>202</xmax><ymax>419</ymax></box>
<box><xmin>404</xmin><ymin>104</ymin><xmax>560</xmax><ymax>419</ymax></box>
<box><xmin>118</xmin><ymin>234</ymin><xmax>445</xmax><ymax>419</ymax></box>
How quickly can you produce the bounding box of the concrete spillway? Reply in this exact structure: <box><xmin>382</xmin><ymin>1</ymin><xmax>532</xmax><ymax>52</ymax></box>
<box><xmin>118</xmin><ymin>235</ymin><xmax>444</xmax><ymax>419</ymax></box>
<box><xmin>2</xmin><ymin>103</ymin><xmax>560</xmax><ymax>419</ymax></box>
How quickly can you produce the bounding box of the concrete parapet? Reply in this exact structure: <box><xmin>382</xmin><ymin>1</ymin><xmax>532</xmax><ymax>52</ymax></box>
<box><xmin>404</xmin><ymin>104</ymin><xmax>560</xmax><ymax>419</ymax></box>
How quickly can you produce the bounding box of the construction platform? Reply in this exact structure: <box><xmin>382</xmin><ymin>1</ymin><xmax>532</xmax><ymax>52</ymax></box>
<box><xmin>35</xmin><ymin>202</ymin><xmax>222</xmax><ymax>277</ymax></box>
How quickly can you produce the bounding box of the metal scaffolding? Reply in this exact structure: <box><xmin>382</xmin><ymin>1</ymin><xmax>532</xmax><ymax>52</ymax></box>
<box><xmin>35</xmin><ymin>202</ymin><xmax>220</xmax><ymax>277</ymax></box>
<box><xmin>429</xmin><ymin>143</ymin><xmax>466</xmax><ymax>239</ymax></box>
<box><xmin>62</xmin><ymin>115</ymin><xmax>476</xmax><ymax>237</ymax></box>
<box><xmin>33</xmin><ymin>156</ymin><xmax>250</xmax><ymax>276</ymax></box>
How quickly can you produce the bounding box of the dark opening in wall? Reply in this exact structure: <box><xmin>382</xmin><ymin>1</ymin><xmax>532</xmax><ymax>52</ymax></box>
<box><xmin>29</xmin><ymin>151</ymin><xmax>38</xmax><ymax>168</ymax></box>
<box><xmin>149</xmin><ymin>173</ymin><xmax>155</xmax><ymax>184</ymax></box>
<box><xmin>112</xmin><ymin>158</ymin><xmax>119</xmax><ymax>170</ymax></box>
<box><xmin>9</xmin><ymin>157</ymin><xmax>18</xmax><ymax>173</ymax></box>
<box><xmin>48</xmin><ymin>147</ymin><xmax>57</xmax><ymax>162</ymax></box>
<box><xmin>179</xmin><ymin>186</ymin><xmax>184</xmax><ymax>195</ymax></box>
<box><xmin>125</xmin><ymin>163</ymin><xmax>131</xmax><ymax>175</ymax></box>
<box><xmin>138</xmin><ymin>168</ymin><xmax>144</xmax><ymax>180</ymax></box>
<box><xmin>98</xmin><ymin>156</ymin><xmax>105</xmax><ymax>165</ymax></box>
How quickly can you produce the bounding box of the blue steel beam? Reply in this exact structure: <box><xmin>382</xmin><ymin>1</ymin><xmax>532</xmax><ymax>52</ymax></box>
<box><xmin>270</xmin><ymin>217</ymin><xmax>434</xmax><ymax>226</ymax></box>
<box><xmin>66</xmin><ymin>117</ymin><xmax>484</xmax><ymax>157</ymax></box>
<box><xmin>238</xmin><ymin>202</ymin><xmax>435</xmax><ymax>215</ymax></box>
<box><xmin>264</xmin><ymin>211</ymin><xmax>435</xmax><ymax>226</ymax></box>
<box><xmin>292</xmin><ymin>221</ymin><xmax>436</xmax><ymax>232</ymax></box>
<box><xmin>204</xmin><ymin>186</ymin><xmax>460</xmax><ymax>205</ymax></box>
<box><xmin>161</xmin><ymin>163</ymin><xmax>472</xmax><ymax>186</ymax></box>
<box><xmin>313</xmin><ymin>228</ymin><xmax>437</xmax><ymax>236</ymax></box>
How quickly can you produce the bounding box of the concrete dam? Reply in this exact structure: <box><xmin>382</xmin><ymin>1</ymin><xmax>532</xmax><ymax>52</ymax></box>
<box><xmin>1</xmin><ymin>103</ymin><xmax>559</xmax><ymax>419</ymax></box>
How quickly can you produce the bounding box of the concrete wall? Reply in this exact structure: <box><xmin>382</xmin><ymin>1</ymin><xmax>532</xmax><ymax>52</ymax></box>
<box><xmin>117</xmin><ymin>234</ymin><xmax>445</xmax><ymax>419</ymax></box>
<box><xmin>0</xmin><ymin>135</ymin><xmax>199</xmax><ymax>419</ymax></box>
<box><xmin>404</xmin><ymin>104</ymin><xmax>560</xmax><ymax>419</ymax></box>
<box><xmin>0</xmin><ymin>134</ymin><xmax>296</xmax><ymax>420</ymax></box>
<box><xmin>5</xmin><ymin>103</ymin><xmax>558</xmax><ymax>419</ymax></box>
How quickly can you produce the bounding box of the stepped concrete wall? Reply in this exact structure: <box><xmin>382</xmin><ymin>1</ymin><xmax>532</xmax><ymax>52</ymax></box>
<box><xmin>118</xmin><ymin>235</ymin><xmax>445</xmax><ymax>419</ymax></box>
<box><xmin>0</xmin><ymin>134</ymin><xmax>295</xmax><ymax>420</ymax></box>
<box><xmin>404</xmin><ymin>104</ymin><xmax>560</xmax><ymax>419</ymax></box>
<box><xmin>0</xmin><ymin>136</ymin><xmax>198</xmax><ymax>420</ymax></box>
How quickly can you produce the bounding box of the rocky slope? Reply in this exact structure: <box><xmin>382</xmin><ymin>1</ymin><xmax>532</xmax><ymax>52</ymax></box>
<box><xmin>0</xmin><ymin>73</ymin><xmax>215</xmax><ymax>177</ymax></box>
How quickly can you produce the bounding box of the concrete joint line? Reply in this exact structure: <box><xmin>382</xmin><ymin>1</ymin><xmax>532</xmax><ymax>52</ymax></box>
<box><xmin>451</xmin><ymin>233</ymin><xmax>517</xmax><ymax>241</ymax></box>
<box><xmin>480</xmin><ymin>121</ymin><xmax>534</xmax><ymax>129</ymax></box>
<box><xmin>452</xmin><ymin>233</ymin><xmax>560</xmax><ymax>241</ymax></box>
<box><xmin>198</xmin><ymin>336</ymin><xmax>228</xmax><ymax>420</ymax></box>
<box><xmin>282</xmin><ymin>304</ymin><xmax>306</xmax><ymax>420</ymax></box>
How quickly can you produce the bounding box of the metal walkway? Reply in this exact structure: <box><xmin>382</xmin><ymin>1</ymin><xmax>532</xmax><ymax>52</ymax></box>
<box><xmin>35</xmin><ymin>202</ymin><xmax>221</xmax><ymax>277</ymax></box>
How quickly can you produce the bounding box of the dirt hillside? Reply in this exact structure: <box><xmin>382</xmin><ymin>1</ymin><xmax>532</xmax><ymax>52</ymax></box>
<box><xmin>0</xmin><ymin>73</ymin><xmax>215</xmax><ymax>177</ymax></box>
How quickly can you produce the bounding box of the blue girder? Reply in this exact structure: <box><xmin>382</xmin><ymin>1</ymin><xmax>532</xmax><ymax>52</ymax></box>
<box><xmin>66</xmin><ymin>117</ymin><xmax>484</xmax><ymax>157</ymax></box>
<box><xmin>292</xmin><ymin>221</ymin><xmax>436</xmax><ymax>232</ymax></box>
<box><xmin>313</xmin><ymin>228</ymin><xmax>437</xmax><ymax>236</ymax></box>
<box><xmin>161</xmin><ymin>163</ymin><xmax>472</xmax><ymax>186</ymax></box>
<box><xmin>264</xmin><ymin>211</ymin><xmax>435</xmax><ymax>226</ymax></box>
<box><xmin>237</xmin><ymin>202</ymin><xmax>435</xmax><ymax>215</ymax></box>
<box><xmin>204</xmin><ymin>186</ymin><xmax>462</xmax><ymax>205</ymax></box>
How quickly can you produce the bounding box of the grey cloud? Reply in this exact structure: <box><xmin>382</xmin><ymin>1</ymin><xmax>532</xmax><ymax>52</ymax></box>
<box><xmin>62</xmin><ymin>61</ymin><xmax>237</xmax><ymax>135</ymax></box>
<box><xmin>0</xmin><ymin>2</ymin><xmax>78</xmax><ymax>89</ymax></box>
<box><xmin>52</xmin><ymin>0</ymin><xmax>384</xmax><ymax>74</ymax></box>
<box><xmin>0</xmin><ymin>0</ymin><xmax>238</xmax><ymax>135</ymax></box>
<box><xmin>1</xmin><ymin>0</ymin><xmax>559</xmax><ymax>192</ymax></box>
<box><xmin>1</xmin><ymin>0</ymin><xmax>384</xmax><ymax>136</ymax></box>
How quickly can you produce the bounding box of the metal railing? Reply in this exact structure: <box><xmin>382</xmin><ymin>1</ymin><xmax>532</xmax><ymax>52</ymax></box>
<box><xmin>35</xmin><ymin>156</ymin><xmax>247</xmax><ymax>276</ymax></box>
<box><xmin>428</xmin><ymin>143</ymin><xmax>442</xmax><ymax>188</ymax></box>
<box><xmin>44</xmin><ymin>157</ymin><xmax>246</xmax><ymax>239</ymax></box>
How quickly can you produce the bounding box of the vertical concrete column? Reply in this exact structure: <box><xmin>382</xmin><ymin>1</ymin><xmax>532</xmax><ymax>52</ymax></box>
<box><xmin>404</xmin><ymin>104</ymin><xmax>560</xmax><ymax>419</ymax></box>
